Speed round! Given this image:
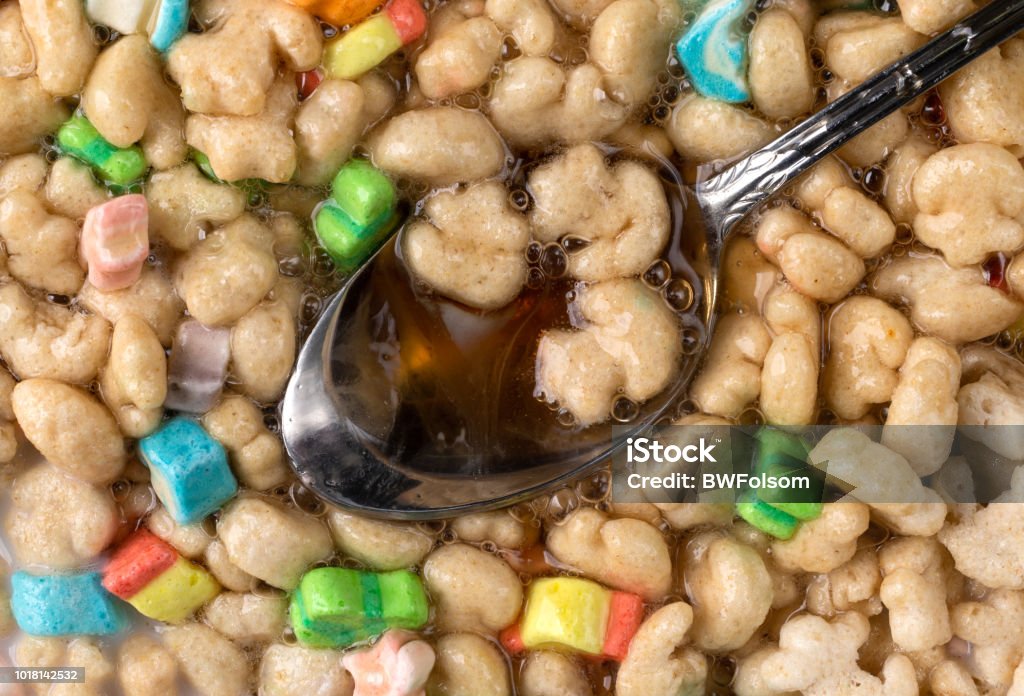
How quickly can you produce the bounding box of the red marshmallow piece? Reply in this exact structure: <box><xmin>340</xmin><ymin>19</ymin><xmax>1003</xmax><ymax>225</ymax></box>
<box><xmin>81</xmin><ymin>194</ymin><xmax>150</xmax><ymax>291</ymax></box>
<box><xmin>102</xmin><ymin>529</ymin><xmax>179</xmax><ymax>600</ymax></box>
<box><xmin>601</xmin><ymin>591</ymin><xmax>645</xmax><ymax>662</ymax></box>
<box><xmin>384</xmin><ymin>0</ymin><xmax>427</xmax><ymax>45</ymax></box>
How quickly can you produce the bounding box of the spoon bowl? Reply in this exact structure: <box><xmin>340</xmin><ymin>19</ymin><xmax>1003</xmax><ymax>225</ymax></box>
<box><xmin>283</xmin><ymin>0</ymin><xmax>1024</xmax><ymax>519</ymax></box>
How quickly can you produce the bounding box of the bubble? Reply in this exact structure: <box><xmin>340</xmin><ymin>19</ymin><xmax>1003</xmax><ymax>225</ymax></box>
<box><xmin>508</xmin><ymin>502</ymin><xmax>536</xmax><ymax>524</ymax></box>
<box><xmin>610</xmin><ymin>396</ymin><xmax>639</xmax><ymax>423</ymax></box>
<box><xmin>576</xmin><ymin>470</ymin><xmax>611</xmax><ymax>504</ymax></box>
<box><xmin>737</xmin><ymin>406</ymin><xmax>764</xmax><ymax>426</ymax></box>
<box><xmin>480</xmin><ymin>540</ymin><xmax>498</xmax><ymax>554</ymax></box>
<box><xmin>810</xmin><ymin>47</ymin><xmax>825</xmax><ymax>69</ymax></box>
<box><xmin>653</xmin><ymin>105</ymin><xmax>671</xmax><ymax>123</ymax></box>
<box><xmin>561</xmin><ymin>235</ymin><xmax>590</xmax><ymax>254</ymax></box>
<box><xmin>895</xmin><ymin>223</ymin><xmax>914</xmax><ymax>245</ymax></box>
<box><xmin>455</xmin><ymin>93</ymin><xmax>481</xmax><ymax>110</ymax></box>
<box><xmin>290</xmin><ymin>483</ymin><xmax>326</xmax><ymax>516</ymax></box>
<box><xmin>501</xmin><ymin>36</ymin><xmax>521</xmax><ymax>61</ymax></box>
<box><xmin>539</xmin><ymin>244</ymin><xmax>568</xmax><ymax>279</ymax></box>
<box><xmin>263</xmin><ymin>413</ymin><xmax>280</xmax><ymax>433</ymax></box>
<box><xmin>509</xmin><ymin>189</ymin><xmax>530</xmax><ymax>211</ymax></box>
<box><xmin>526</xmin><ymin>266</ymin><xmax>545</xmax><ymax>289</ymax></box>
<box><xmin>555</xmin><ymin>408</ymin><xmax>576</xmax><ymax>428</ymax></box>
<box><xmin>642</xmin><ymin>259</ymin><xmax>671</xmax><ymax>289</ymax></box>
<box><xmin>681</xmin><ymin>327</ymin><xmax>702</xmax><ymax>355</ymax></box>
<box><xmin>546</xmin><ymin>488</ymin><xmax>579</xmax><ymax>523</ymax></box>
<box><xmin>525</xmin><ymin>241</ymin><xmax>543</xmax><ymax>264</ymax></box>
<box><xmin>46</xmin><ymin>293</ymin><xmax>71</xmax><ymax>305</ymax></box>
<box><xmin>110</xmin><ymin>479</ymin><xmax>132</xmax><ymax>502</ymax></box>
<box><xmin>92</xmin><ymin>24</ymin><xmax>111</xmax><ymax>45</ymax></box>
<box><xmin>416</xmin><ymin>520</ymin><xmax>446</xmax><ymax>536</ymax></box>
<box><xmin>711</xmin><ymin>656</ymin><xmax>737</xmax><ymax>686</ymax></box>
<box><xmin>664</xmin><ymin>279</ymin><xmax>695</xmax><ymax>312</ymax></box>
<box><xmin>676</xmin><ymin>398</ymin><xmax>698</xmax><ymax>419</ymax></box>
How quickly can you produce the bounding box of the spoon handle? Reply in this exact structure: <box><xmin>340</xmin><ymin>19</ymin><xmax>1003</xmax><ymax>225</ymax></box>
<box><xmin>698</xmin><ymin>0</ymin><xmax>1024</xmax><ymax>241</ymax></box>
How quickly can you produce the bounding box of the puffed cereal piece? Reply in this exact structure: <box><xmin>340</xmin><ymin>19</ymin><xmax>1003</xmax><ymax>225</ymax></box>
<box><xmin>536</xmin><ymin>279</ymin><xmax>681</xmax><ymax>426</ymax></box>
<box><xmin>5</xmin><ymin>464</ymin><xmax>119</xmax><ymax>569</ymax></box>
<box><xmin>415</xmin><ymin>16</ymin><xmax>502</xmax><ymax>100</ymax></box>
<box><xmin>423</xmin><ymin>543</ymin><xmax>523</xmax><ymax>634</ymax></box>
<box><xmin>690</xmin><ymin>313</ymin><xmax>771</xmax><ymax>419</ymax></box>
<box><xmin>146</xmin><ymin>506</ymin><xmax>213</xmax><ymax>559</ymax></box>
<box><xmin>12</xmin><ymin>378</ymin><xmax>126</xmax><ymax>484</ymax></box>
<box><xmin>755</xmin><ymin>206</ymin><xmax>865</xmax><ymax>303</ymax></box>
<box><xmin>100</xmin><ymin>315</ymin><xmax>166</xmax><ymax>438</ymax></box>
<box><xmin>809</xmin><ymin>429</ymin><xmax>947</xmax><ymax>536</ymax></box>
<box><xmin>760</xmin><ymin>284</ymin><xmax>820</xmax><ymax>426</ymax></box>
<box><xmin>167</xmin><ymin>0</ymin><xmax>322</xmax><ymax>116</ymax></box>
<box><xmin>0</xmin><ymin>190</ymin><xmax>84</xmax><ymax>295</ymax></box>
<box><xmin>958</xmin><ymin>345</ymin><xmax>1024</xmax><ymax>460</ymax></box>
<box><xmin>0</xmin><ymin>76</ymin><xmax>70</xmax><ymax>157</ymax></box>
<box><xmin>520</xmin><ymin>651</ymin><xmax>593</xmax><ymax>696</ymax></box>
<box><xmin>203</xmin><ymin>540</ymin><xmax>256</xmax><ymax>593</ymax></box>
<box><xmin>546</xmin><ymin>507</ymin><xmax>672</xmax><ymax>601</ymax></box>
<box><xmin>823</xmin><ymin>296</ymin><xmax>913</xmax><ymax>420</ymax></box>
<box><xmin>0</xmin><ymin>3</ymin><xmax>35</xmax><ymax>78</ymax></box>
<box><xmin>294</xmin><ymin>79</ymin><xmax>367</xmax><ymax>187</ymax></box>
<box><xmin>949</xmin><ymin>589</ymin><xmax>1024</xmax><ymax>691</ymax></box>
<box><xmin>218</xmin><ymin>497</ymin><xmax>333</xmax><ymax>590</ymax></box>
<box><xmin>805</xmin><ymin>548</ymin><xmax>882</xmax><ymax>618</ymax></box>
<box><xmin>748</xmin><ymin>9</ymin><xmax>815</xmax><ymax>120</ymax></box>
<box><xmin>483</xmin><ymin>0</ymin><xmax>557</xmax><ymax>56</ymax></box>
<box><xmin>403</xmin><ymin>182</ymin><xmax>529</xmax><ymax>310</ymax></box>
<box><xmin>174</xmin><ymin>214</ymin><xmax>279</xmax><ymax>327</ymax></box>
<box><xmin>203</xmin><ymin>591</ymin><xmax>287</xmax><ymax>643</ymax></box>
<box><xmin>590</xmin><ymin>0</ymin><xmax>680</xmax><ymax>107</ymax></box>
<box><xmin>448</xmin><ymin>510</ymin><xmax>537</xmax><ymax>549</ymax></box>
<box><xmin>0</xmin><ymin>282</ymin><xmax>110</xmax><ymax>383</ymax></box>
<box><xmin>19</xmin><ymin>0</ymin><xmax>97</xmax><ymax>96</ymax></box>
<box><xmin>81</xmin><ymin>35</ymin><xmax>185</xmax><ymax>162</ymax></box>
<box><xmin>825</xmin><ymin>17</ymin><xmax>926</xmax><ymax>85</ymax></box>
<box><xmin>771</xmin><ymin>502</ymin><xmax>870</xmax><ymax>574</ymax></box>
<box><xmin>489</xmin><ymin>58</ymin><xmax>629</xmax><ymax>148</ymax></box>
<box><xmin>911</xmin><ymin>143</ymin><xmax>1024</xmax><ymax>267</ymax></box>
<box><xmin>684</xmin><ymin>532</ymin><xmax>773</xmax><ymax>652</ymax></box>
<box><xmin>528</xmin><ymin>144</ymin><xmax>669</xmax><ymax>282</ymax></box>
<box><xmin>146</xmin><ymin>163</ymin><xmax>246</xmax><ymax>251</ymax></box>
<box><xmin>427</xmin><ymin>633</ymin><xmax>511</xmax><ymax>696</ymax></box>
<box><xmin>78</xmin><ymin>266</ymin><xmax>184</xmax><ymax>346</ymax></box>
<box><xmin>370</xmin><ymin>107</ymin><xmax>506</xmax><ymax>185</ymax></box>
<box><xmin>939</xmin><ymin>38</ymin><xmax>1024</xmax><ymax>153</ymax></box>
<box><xmin>883</xmin><ymin>134</ymin><xmax>936</xmax><ymax>225</ymax></box>
<box><xmin>820</xmin><ymin>186</ymin><xmax>896</xmax><ymax>258</ymax></box>
<box><xmin>186</xmin><ymin>76</ymin><xmax>298</xmax><ymax>183</ymax></box>
<box><xmin>202</xmin><ymin>395</ymin><xmax>290</xmax><ymax>491</ymax></box>
<box><xmin>880</xmin><ymin>337</ymin><xmax>960</xmax><ymax>477</ymax></box>
<box><xmin>615</xmin><ymin>602</ymin><xmax>706</xmax><ymax>696</ymax></box>
<box><xmin>0</xmin><ymin>154</ymin><xmax>48</xmax><ymax>198</ymax></box>
<box><xmin>666</xmin><ymin>95</ymin><xmax>773</xmax><ymax>162</ymax></box>
<box><xmin>118</xmin><ymin>635</ymin><xmax>177</xmax><ymax>696</ymax></box>
<box><xmin>163</xmin><ymin>623</ymin><xmax>251</xmax><ymax>696</ymax></box>
<box><xmin>326</xmin><ymin>508</ymin><xmax>435</xmax><ymax>570</ymax></box>
<box><xmin>899</xmin><ymin>0</ymin><xmax>975</xmax><ymax>34</ymax></box>
<box><xmin>258</xmin><ymin>643</ymin><xmax>354</xmax><ymax>696</ymax></box>
<box><xmin>44</xmin><ymin>157</ymin><xmax>109</xmax><ymax>220</ymax></box>
<box><xmin>793</xmin><ymin>155</ymin><xmax>853</xmax><ymax>212</ymax></box>
<box><xmin>871</xmin><ymin>255</ymin><xmax>1023</xmax><ymax>344</ymax></box>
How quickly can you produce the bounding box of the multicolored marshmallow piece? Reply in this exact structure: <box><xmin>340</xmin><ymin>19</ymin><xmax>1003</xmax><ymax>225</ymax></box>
<box><xmin>500</xmin><ymin>577</ymin><xmax>644</xmax><ymax>662</ymax></box>
<box><xmin>736</xmin><ymin>428</ymin><xmax>824</xmax><ymax>539</ymax></box>
<box><xmin>139</xmin><ymin>417</ymin><xmax>238</xmax><ymax>525</ymax></box>
<box><xmin>314</xmin><ymin>159</ymin><xmax>398</xmax><ymax>272</ymax></box>
<box><xmin>56</xmin><ymin>114</ymin><xmax>148</xmax><ymax>186</ymax></box>
<box><xmin>290</xmin><ymin>568</ymin><xmax>429</xmax><ymax>648</ymax></box>
<box><xmin>81</xmin><ymin>194</ymin><xmax>150</xmax><ymax>292</ymax></box>
<box><xmin>164</xmin><ymin>320</ymin><xmax>231</xmax><ymax>413</ymax></box>
<box><xmin>11</xmin><ymin>571</ymin><xmax>130</xmax><ymax>636</ymax></box>
<box><xmin>85</xmin><ymin>0</ymin><xmax>190</xmax><ymax>51</ymax></box>
<box><xmin>103</xmin><ymin>529</ymin><xmax>220</xmax><ymax>623</ymax></box>
<box><xmin>342</xmin><ymin>630</ymin><xmax>436</xmax><ymax>696</ymax></box>
<box><xmin>676</xmin><ymin>0</ymin><xmax>754</xmax><ymax>103</ymax></box>
<box><xmin>324</xmin><ymin>0</ymin><xmax>427</xmax><ymax>80</ymax></box>
<box><xmin>287</xmin><ymin>0</ymin><xmax>380</xmax><ymax>29</ymax></box>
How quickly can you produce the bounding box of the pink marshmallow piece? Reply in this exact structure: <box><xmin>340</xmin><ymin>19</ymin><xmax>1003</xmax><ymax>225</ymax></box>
<box><xmin>164</xmin><ymin>319</ymin><xmax>231</xmax><ymax>414</ymax></box>
<box><xmin>342</xmin><ymin>630</ymin><xmax>435</xmax><ymax>696</ymax></box>
<box><xmin>81</xmin><ymin>194</ymin><xmax>150</xmax><ymax>292</ymax></box>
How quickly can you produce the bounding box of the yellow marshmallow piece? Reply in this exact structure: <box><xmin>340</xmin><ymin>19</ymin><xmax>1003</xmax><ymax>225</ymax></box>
<box><xmin>325</xmin><ymin>15</ymin><xmax>403</xmax><ymax>80</ymax></box>
<box><xmin>128</xmin><ymin>557</ymin><xmax>220</xmax><ymax>623</ymax></box>
<box><xmin>520</xmin><ymin>577</ymin><xmax>610</xmax><ymax>655</ymax></box>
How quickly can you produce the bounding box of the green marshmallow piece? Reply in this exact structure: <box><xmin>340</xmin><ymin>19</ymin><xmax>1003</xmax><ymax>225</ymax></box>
<box><xmin>771</xmin><ymin>501</ymin><xmax>823</xmax><ymax>521</ymax></box>
<box><xmin>315</xmin><ymin>160</ymin><xmax>397</xmax><ymax>272</ymax></box>
<box><xmin>754</xmin><ymin>428</ymin><xmax>811</xmax><ymax>468</ymax></box>
<box><xmin>57</xmin><ymin>114</ymin><xmax>146</xmax><ymax>186</ymax></box>
<box><xmin>736</xmin><ymin>490</ymin><xmax>799</xmax><ymax>540</ymax></box>
<box><xmin>289</xmin><ymin>567</ymin><xmax>428</xmax><ymax>648</ymax></box>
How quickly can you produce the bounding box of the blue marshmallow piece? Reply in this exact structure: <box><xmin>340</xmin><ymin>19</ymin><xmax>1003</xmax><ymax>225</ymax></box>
<box><xmin>139</xmin><ymin>417</ymin><xmax>238</xmax><ymax>525</ymax></box>
<box><xmin>149</xmin><ymin>0</ymin><xmax>189</xmax><ymax>52</ymax></box>
<box><xmin>11</xmin><ymin>572</ymin><xmax>129</xmax><ymax>636</ymax></box>
<box><xmin>676</xmin><ymin>0</ymin><xmax>753</xmax><ymax>103</ymax></box>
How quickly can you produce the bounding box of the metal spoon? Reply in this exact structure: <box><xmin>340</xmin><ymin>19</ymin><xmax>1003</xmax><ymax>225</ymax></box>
<box><xmin>283</xmin><ymin>0</ymin><xmax>1024</xmax><ymax>519</ymax></box>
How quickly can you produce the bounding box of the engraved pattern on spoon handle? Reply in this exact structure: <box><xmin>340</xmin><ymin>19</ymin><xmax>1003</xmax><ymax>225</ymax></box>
<box><xmin>699</xmin><ymin>0</ymin><xmax>1024</xmax><ymax>243</ymax></box>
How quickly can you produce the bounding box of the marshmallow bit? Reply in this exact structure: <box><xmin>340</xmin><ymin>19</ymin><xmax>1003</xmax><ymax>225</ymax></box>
<box><xmin>165</xmin><ymin>320</ymin><xmax>231</xmax><ymax>413</ymax></box>
<box><xmin>342</xmin><ymin>630</ymin><xmax>436</xmax><ymax>696</ymax></box>
<box><xmin>81</xmin><ymin>194</ymin><xmax>150</xmax><ymax>291</ymax></box>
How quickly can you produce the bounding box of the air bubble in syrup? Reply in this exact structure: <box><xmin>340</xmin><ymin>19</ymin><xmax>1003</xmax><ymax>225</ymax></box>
<box><xmin>526</xmin><ymin>266</ymin><xmax>545</xmax><ymax>289</ymax></box>
<box><xmin>525</xmin><ymin>241</ymin><xmax>543</xmax><ymax>264</ymax></box>
<box><xmin>642</xmin><ymin>259</ymin><xmax>671</xmax><ymax>289</ymax></box>
<box><xmin>561</xmin><ymin>235</ymin><xmax>590</xmax><ymax>254</ymax></box>
<box><xmin>611</xmin><ymin>395</ymin><xmax>639</xmax><ymax>423</ymax></box>
<box><xmin>664</xmin><ymin>278</ymin><xmax>694</xmax><ymax>311</ymax></box>
<box><xmin>539</xmin><ymin>244</ymin><xmax>568</xmax><ymax>278</ymax></box>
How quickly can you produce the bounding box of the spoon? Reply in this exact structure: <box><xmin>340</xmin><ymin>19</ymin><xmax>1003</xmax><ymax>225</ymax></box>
<box><xmin>283</xmin><ymin>0</ymin><xmax>1024</xmax><ymax>519</ymax></box>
